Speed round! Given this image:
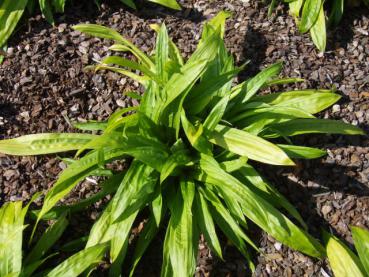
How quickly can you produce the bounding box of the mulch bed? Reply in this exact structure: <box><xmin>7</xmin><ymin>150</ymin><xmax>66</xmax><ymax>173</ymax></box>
<box><xmin>0</xmin><ymin>0</ymin><xmax>368</xmax><ymax>276</ymax></box>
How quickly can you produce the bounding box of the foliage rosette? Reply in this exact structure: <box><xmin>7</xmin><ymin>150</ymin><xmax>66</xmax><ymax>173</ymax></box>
<box><xmin>0</xmin><ymin>12</ymin><xmax>365</xmax><ymax>276</ymax></box>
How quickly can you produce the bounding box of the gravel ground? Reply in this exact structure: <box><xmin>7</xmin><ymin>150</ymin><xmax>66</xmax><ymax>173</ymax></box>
<box><xmin>0</xmin><ymin>0</ymin><xmax>368</xmax><ymax>276</ymax></box>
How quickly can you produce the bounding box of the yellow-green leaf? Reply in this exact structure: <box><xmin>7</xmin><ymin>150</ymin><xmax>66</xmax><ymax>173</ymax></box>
<box><xmin>326</xmin><ymin>232</ymin><xmax>366</xmax><ymax>277</ymax></box>
<box><xmin>310</xmin><ymin>4</ymin><xmax>326</xmax><ymax>52</ymax></box>
<box><xmin>0</xmin><ymin>0</ymin><xmax>28</xmax><ymax>47</ymax></box>
<box><xmin>208</xmin><ymin>125</ymin><xmax>295</xmax><ymax>166</ymax></box>
<box><xmin>0</xmin><ymin>133</ymin><xmax>98</xmax><ymax>155</ymax></box>
<box><xmin>352</xmin><ymin>226</ymin><xmax>369</xmax><ymax>275</ymax></box>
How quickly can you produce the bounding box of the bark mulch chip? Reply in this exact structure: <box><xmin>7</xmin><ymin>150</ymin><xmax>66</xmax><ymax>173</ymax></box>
<box><xmin>0</xmin><ymin>0</ymin><xmax>368</xmax><ymax>276</ymax></box>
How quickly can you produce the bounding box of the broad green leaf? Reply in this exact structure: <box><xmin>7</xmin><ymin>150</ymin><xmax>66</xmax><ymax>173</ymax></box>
<box><xmin>39</xmin><ymin>172</ymin><xmax>121</xmax><ymax>220</ymax></box>
<box><xmin>0</xmin><ymin>202</ymin><xmax>24</xmax><ymax>276</ymax></box>
<box><xmin>156</xmin><ymin>24</ymin><xmax>170</xmax><ymax>83</ymax></box>
<box><xmin>310</xmin><ymin>4</ymin><xmax>326</xmax><ymax>52</ymax></box>
<box><xmin>161</xmin><ymin>59</ymin><xmax>208</xmax><ymax>110</ymax></box>
<box><xmin>251</xmin><ymin>90</ymin><xmax>340</xmax><ymax>114</ymax></box>
<box><xmin>210</xmin><ymin>204</ymin><xmax>255</xmax><ymax>271</ymax></box>
<box><xmin>107</xmin><ymin>106</ymin><xmax>137</xmax><ymax>127</ymax></box>
<box><xmin>203</xmin><ymin>95</ymin><xmax>230</xmax><ymax>131</ymax></box>
<box><xmin>160</xmin><ymin>139</ymin><xmax>192</xmax><ymax>183</ymax></box>
<box><xmin>325</xmin><ymin>232</ymin><xmax>366</xmax><ymax>277</ymax></box>
<box><xmin>39</xmin><ymin>0</ymin><xmax>54</xmax><ymax>25</ymax></box>
<box><xmin>230</xmin><ymin>62</ymin><xmax>282</xmax><ymax>103</ymax></box>
<box><xmin>150</xmin><ymin>23</ymin><xmax>183</xmax><ymax>67</ymax></box>
<box><xmin>158</xmin><ymin>59</ymin><xmax>209</xmax><ymax>138</ymax></box>
<box><xmin>277</xmin><ymin>144</ymin><xmax>327</xmax><ymax>159</ymax></box>
<box><xmin>194</xmin><ymin>193</ymin><xmax>223</xmax><ymax>259</ymax></box>
<box><xmin>241</xmin><ymin>112</ymin><xmax>305</xmax><ymax>135</ymax></box>
<box><xmin>195</xmin><ymin>154</ymin><xmax>325</xmax><ymax>258</ymax></box>
<box><xmin>162</xmin><ymin>179</ymin><xmax>197</xmax><ymax>277</ymax></box>
<box><xmin>73</xmin><ymin>121</ymin><xmax>107</xmax><ymax>131</ymax></box>
<box><xmin>231</xmin><ymin>106</ymin><xmax>314</xmax><ymax>124</ymax></box>
<box><xmin>46</xmin><ymin>243</ymin><xmax>109</xmax><ymax>277</ymax></box>
<box><xmin>31</xmin><ymin>173</ymin><xmax>123</xmax><ymax>220</ymax></box>
<box><xmin>87</xmin><ymin>161</ymin><xmax>158</xmax><ymax>273</ymax></box>
<box><xmin>235</xmin><ymin>163</ymin><xmax>307</xmax><ymax>229</ymax></box>
<box><xmin>25</xmin><ymin>213</ymin><xmax>68</xmax><ymax>265</ymax></box>
<box><xmin>299</xmin><ymin>0</ymin><xmax>322</xmax><ymax>33</ymax></box>
<box><xmin>106</xmin><ymin>113</ymin><xmax>139</xmax><ymax>134</ymax></box>
<box><xmin>0</xmin><ymin>133</ymin><xmax>97</xmax><ymax>155</ymax></box>
<box><xmin>111</xmin><ymin>161</ymin><xmax>158</xmax><ymax>222</ymax></box>
<box><xmin>264</xmin><ymin>119</ymin><xmax>365</xmax><ymax>137</ymax></box>
<box><xmin>77</xmin><ymin>134</ymin><xmax>168</xmax><ymax>170</ymax></box>
<box><xmin>352</xmin><ymin>226</ymin><xmax>369</xmax><ymax>274</ymax></box>
<box><xmin>186</xmin><ymin>29</ymin><xmax>222</xmax><ymax>70</ymax></box>
<box><xmin>187</xmin><ymin>70</ymin><xmax>238</xmax><ymax>115</ymax></box>
<box><xmin>201</xmin><ymin>10</ymin><xmax>231</xmax><ymax>40</ymax></box>
<box><xmin>1</xmin><ymin>195</ymin><xmax>40</xmax><ymax>276</ymax></box>
<box><xmin>109</xmin><ymin>43</ymin><xmax>130</xmax><ymax>52</ymax></box>
<box><xmin>124</xmin><ymin>91</ymin><xmax>142</xmax><ymax>100</ymax></box>
<box><xmin>220</xmin><ymin>156</ymin><xmax>248</xmax><ymax>173</ymax></box>
<box><xmin>0</xmin><ymin>0</ymin><xmax>28</xmax><ymax>47</ymax></box>
<box><xmin>147</xmin><ymin>0</ymin><xmax>181</xmax><ymax>10</ymax></box>
<box><xmin>199</xmin><ymin>186</ymin><xmax>256</xmax><ymax>270</ymax></box>
<box><xmin>180</xmin><ymin>110</ymin><xmax>212</xmax><ymax>155</ymax></box>
<box><xmin>85</xmin><ymin>200</ymin><xmax>137</xmax><ymax>275</ymax></box>
<box><xmin>209</xmin><ymin>180</ymin><xmax>248</xmax><ymax>229</ymax></box>
<box><xmin>109</xmin><ymin>212</ymin><xmax>137</xmax><ymax>276</ymax></box>
<box><xmin>152</xmin><ymin>193</ymin><xmax>164</xmax><ymax>227</ymax></box>
<box><xmin>36</xmin><ymin>147</ymin><xmax>130</xmax><ymax>223</ymax></box>
<box><xmin>158</xmin><ymin>31</ymin><xmax>223</xmax><ymax>135</ymax></box>
<box><xmin>74</xmin><ymin>132</ymin><xmax>123</xmax><ymax>157</ymax></box>
<box><xmin>139</xmin><ymin>80</ymin><xmax>162</xmax><ymax>123</ymax></box>
<box><xmin>289</xmin><ymin>0</ymin><xmax>303</xmax><ymax>17</ymax></box>
<box><xmin>208</xmin><ymin>125</ymin><xmax>295</xmax><ymax>166</ymax></box>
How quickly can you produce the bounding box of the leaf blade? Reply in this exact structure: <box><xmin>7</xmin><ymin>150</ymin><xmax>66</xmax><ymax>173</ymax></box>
<box><xmin>208</xmin><ymin>125</ymin><xmax>295</xmax><ymax>166</ymax></box>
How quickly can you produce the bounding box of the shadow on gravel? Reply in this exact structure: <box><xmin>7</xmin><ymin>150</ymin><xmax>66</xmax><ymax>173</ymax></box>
<box><xmin>327</xmin><ymin>6</ymin><xmax>368</xmax><ymax>51</ymax></box>
<box><xmin>0</xmin><ymin>103</ymin><xmax>19</xmax><ymax>137</ymax></box>
<box><xmin>239</xmin><ymin>25</ymin><xmax>268</xmax><ymax>81</ymax></box>
<box><xmin>259</xmin><ymin>159</ymin><xmax>369</xmax><ymax>239</ymax></box>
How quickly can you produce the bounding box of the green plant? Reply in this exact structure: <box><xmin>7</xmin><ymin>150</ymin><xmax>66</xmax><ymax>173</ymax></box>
<box><xmin>0</xmin><ymin>197</ymin><xmax>108</xmax><ymax>276</ymax></box>
<box><xmin>0</xmin><ymin>0</ymin><xmax>180</xmax><ymax>59</ymax></box>
<box><xmin>268</xmin><ymin>0</ymin><xmax>369</xmax><ymax>52</ymax></box>
<box><xmin>325</xmin><ymin>226</ymin><xmax>369</xmax><ymax>277</ymax></box>
<box><xmin>0</xmin><ymin>11</ymin><xmax>365</xmax><ymax>276</ymax></box>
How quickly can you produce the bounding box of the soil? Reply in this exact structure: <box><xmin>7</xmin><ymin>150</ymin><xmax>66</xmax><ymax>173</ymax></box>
<box><xmin>0</xmin><ymin>0</ymin><xmax>368</xmax><ymax>276</ymax></box>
